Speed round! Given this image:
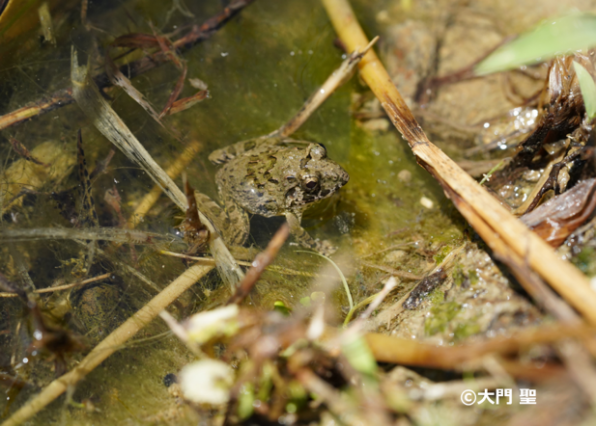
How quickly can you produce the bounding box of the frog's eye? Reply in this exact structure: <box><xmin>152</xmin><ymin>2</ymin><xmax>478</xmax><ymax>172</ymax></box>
<box><xmin>303</xmin><ymin>176</ymin><xmax>319</xmax><ymax>191</ymax></box>
<box><xmin>308</xmin><ymin>144</ymin><xmax>327</xmax><ymax>160</ymax></box>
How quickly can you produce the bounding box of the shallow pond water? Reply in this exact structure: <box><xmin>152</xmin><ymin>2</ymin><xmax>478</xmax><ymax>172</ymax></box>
<box><xmin>1</xmin><ymin>0</ymin><xmax>596</xmax><ymax>424</ymax></box>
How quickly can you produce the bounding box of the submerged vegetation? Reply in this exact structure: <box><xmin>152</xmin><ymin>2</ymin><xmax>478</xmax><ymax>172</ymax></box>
<box><xmin>2</xmin><ymin>0</ymin><xmax>596</xmax><ymax>425</ymax></box>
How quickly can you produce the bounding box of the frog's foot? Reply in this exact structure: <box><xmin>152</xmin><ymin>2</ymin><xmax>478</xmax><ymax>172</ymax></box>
<box><xmin>314</xmin><ymin>239</ymin><xmax>337</xmax><ymax>257</ymax></box>
<box><xmin>285</xmin><ymin>212</ymin><xmax>336</xmax><ymax>256</ymax></box>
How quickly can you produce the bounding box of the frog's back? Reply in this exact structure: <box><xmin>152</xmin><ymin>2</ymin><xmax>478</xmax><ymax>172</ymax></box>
<box><xmin>216</xmin><ymin>147</ymin><xmax>289</xmax><ymax>217</ymax></box>
<box><xmin>215</xmin><ymin>142</ymin><xmax>349</xmax><ymax>219</ymax></box>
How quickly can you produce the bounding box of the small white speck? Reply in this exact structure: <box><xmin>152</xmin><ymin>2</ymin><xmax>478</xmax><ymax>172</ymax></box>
<box><xmin>22</xmin><ymin>357</ymin><xmax>28</xmax><ymax>364</ymax></box>
<box><xmin>290</xmin><ymin>51</ymin><xmax>295</xmax><ymax>56</ymax></box>
<box><xmin>341</xmin><ymin>53</ymin><xmax>347</xmax><ymax>59</ymax></box>
<box><xmin>114</xmin><ymin>178</ymin><xmax>119</xmax><ymax>183</ymax></box>
<box><xmin>221</xmin><ymin>52</ymin><xmax>229</xmax><ymax>57</ymax></box>
<box><xmin>420</xmin><ymin>196</ymin><xmax>434</xmax><ymax>209</ymax></box>
<box><xmin>320</xmin><ymin>89</ymin><xmax>325</xmax><ymax>94</ymax></box>
<box><xmin>34</xmin><ymin>330</ymin><xmax>42</xmax><ymax>340</ymax></box>
<box><xmin>483</xmin><ymin>122</ymin><xmax>490</xmax><ymax>129</ymax></box>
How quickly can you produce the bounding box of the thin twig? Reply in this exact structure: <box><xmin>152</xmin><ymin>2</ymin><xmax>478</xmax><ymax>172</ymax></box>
<box><xmin>158</xmin><ymin>250</ymin><xmax>323</xmax><ymax>278</ymax></box>
<box><xmin>0</xmin><ymin>273</ymin><xmax>111</xmax><ymax>298</ymax></box>
<box><xmin>227</xmin><ymin>224</ymin><xmax>290</xmax><ymax>305</ymax></box>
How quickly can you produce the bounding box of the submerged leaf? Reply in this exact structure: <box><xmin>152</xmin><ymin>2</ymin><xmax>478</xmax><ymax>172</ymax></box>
<box><xmin>8</xmin><ymin>137</ymin><xmax>48</xmax><ymax>166</ymax></box>
<box><xmin>573</xmin><ymin>61</ymin><xmax>596</xmax><ymax>119</ymax></box>
<box><xmin>475</xmin><ymin>13</ymin><xmax>596</xmax><ymax>75</ymax></box>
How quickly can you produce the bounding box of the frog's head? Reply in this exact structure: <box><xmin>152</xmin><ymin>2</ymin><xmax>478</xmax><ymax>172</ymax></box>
<box><xmin>284</xmin><ymin>143</ymin><xmax>349</xmax><ymax>210</ymax></box>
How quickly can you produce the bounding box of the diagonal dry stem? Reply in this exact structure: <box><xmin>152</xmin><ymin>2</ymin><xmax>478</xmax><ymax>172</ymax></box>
<box><xmin>320</xmin><ymin>0</ymin><xmax>596</xmax><ymax>327</ymax></box>
<box><xmin>269</xmin><ymin>36</ymin><xmax>378</xmax><ymax>138</ymax></box>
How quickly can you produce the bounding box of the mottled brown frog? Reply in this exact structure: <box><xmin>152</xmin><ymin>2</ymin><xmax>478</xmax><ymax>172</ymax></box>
<box><xmin>194</xmin><ymin>41</ymin><xmax>381</xmax><ymax>254</ymax></box>
<box><xmin>197</xmin><ymin>138</ymin><xmax>348</xmax><ymax>254</ymax></box>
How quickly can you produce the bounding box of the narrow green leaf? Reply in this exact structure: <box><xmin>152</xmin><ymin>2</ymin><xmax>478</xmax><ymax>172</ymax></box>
<box><xmin>573</xmin><ymin>61</ymin><xmax>596</xmax><ymax>120</ymax></box>
<box><xmin>341</xmin><ymin>335</ymin><xmax>378</xmax><ymax>377</ymax></box>
<box><xmin>475</xmin><ymin>13</ymin><xmax>596</xmax><ymax>75</ymax></box>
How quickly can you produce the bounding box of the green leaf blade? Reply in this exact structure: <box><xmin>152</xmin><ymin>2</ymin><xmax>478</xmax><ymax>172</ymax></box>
<box><xmin>475</xmin><ymin>13</ymin><xmax>596</xmax><ymax>75</ymax></box>
<box><xmin>573</xmin><ymin>61</ymin><xmax>596</xmax><ymax>120</ymax></box>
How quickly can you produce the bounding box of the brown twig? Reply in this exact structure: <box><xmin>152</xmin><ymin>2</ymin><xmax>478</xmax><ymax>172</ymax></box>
<box><xmin>0</xmin><ymin>0</ymin><xmax>255</xmax><ymax>132</ymax></box>
<box><xmin>364</xmin><ymin>321</ymin><xmax>595</xmax><ymax>371</ymax></box>
<box><xmin>227</xmin><ymin>224</ymin><xmax>290</xmax><ymax>305</ymax></box>
<box><xmin>0</xmin><ymin>272</ymin><xmax>111</xmax><ymax>298</ymax></box>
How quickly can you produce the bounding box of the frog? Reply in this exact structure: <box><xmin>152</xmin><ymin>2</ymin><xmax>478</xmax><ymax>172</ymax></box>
<box><xmin>198</xmin><ymin>137</ymin><xmax>348</xmax><ymax>254</ymax></box>
<box><xmin>195</xmin><ymin>39</ymin><xmax>378</xmax><ymax>255</ymax></box>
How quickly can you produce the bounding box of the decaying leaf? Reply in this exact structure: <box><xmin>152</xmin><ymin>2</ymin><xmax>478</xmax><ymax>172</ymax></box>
<box><xmin>493</xmin><ymin>56</ymin><xmax>585</xmax><ymax>183</ymax></box>
<box><xmin>159</xmin><ymin>61</ymin><xmax>188</xmax><ymax>117</ymax></box>
<box><xmin>8</xmin><ymin>137</ymin><xmax>48</xmax><ymax>166</ymax></box>
<box><xmin>179</xmin><ymin>180</ymin><xmax>209</xmax><ymax>253</ymax></box>
<box><xmin>105</xmin><ymin>47</ymin><xmax>165</xmax><ymax>128</ymax></box>
<box><xmin>166</xmin><ymin>89</ymin><xmax>208</xmax><ymax>116</ymax></box>
<box><xmin>521</xmin><ymin>178</ymin><xmax>596</xmax><ymax>247</ymax></box>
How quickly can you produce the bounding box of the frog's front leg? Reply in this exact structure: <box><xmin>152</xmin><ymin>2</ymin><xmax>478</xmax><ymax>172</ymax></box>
<box><xmin>220</xmin><ymin>191</ymin><xmax>250</xmax><ymax>246</ymax></box>
<box><xmin>285</xmin><ymin>212</ymin><xmax>336</xmax><ymax>256</ymax></box>
<box><xmin>193</xmin><ymin>191</ymin><xmax>249</xmax><ymax>247</ymax></box>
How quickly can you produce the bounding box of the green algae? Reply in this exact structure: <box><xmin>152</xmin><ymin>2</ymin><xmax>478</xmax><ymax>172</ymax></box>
<box><xmin>425</xmin><ymin>297</ymin><xmax>461</xmax><ymax>336</ymax></box>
